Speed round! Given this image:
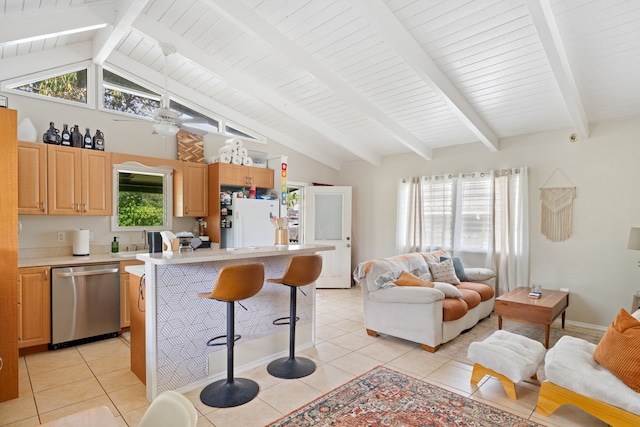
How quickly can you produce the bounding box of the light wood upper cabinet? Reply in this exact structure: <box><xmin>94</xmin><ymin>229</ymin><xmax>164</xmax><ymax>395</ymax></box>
<box><xmin>174</xmin><ymin>161</ymin><xmax>208</xmax><ymax>217</ymax></box>
<box><xmin>217</xmin><ymin>163</ymin><xmax>274</xmax><ymax>188</ymax></box>
<box><xmin>18</xmin><ymin>142</ymin><xmax>47</xmax><ymax>215</ymax></box>
<box><xmin>82</xmin><ymin>149</ymin><xmax>112</xmax><ymax>215</ymax></box>
<box><xmin>47</xmin><ymin>145</ymin><xmax>111</xmax><ymax>216</ymax></box>
<box><xmin>18</xmin><ymin>267</ymin><xmax>50</xmax><ymax>349</ymax></box>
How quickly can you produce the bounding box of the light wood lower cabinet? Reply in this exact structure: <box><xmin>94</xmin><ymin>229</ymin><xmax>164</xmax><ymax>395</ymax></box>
<box><xmin>120</xmin><ymin>260</ymin><xmax>143</xmax><ymax>329</ymax></box>
<box><xmin>18</xmin><ymin>267</ymin><xmax>51</xmax><ymax>349</ymax></box>
<box><xmin>129</xmin><ymin>272</ymin><xmax>146</xmax><ymax>384</ymax></box>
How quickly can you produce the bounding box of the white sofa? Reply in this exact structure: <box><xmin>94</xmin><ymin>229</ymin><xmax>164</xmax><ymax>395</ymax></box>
<box><xmin>353</xmin><ymin>251</ymin><xmax>496</xmax><ymax>352</ymax></box>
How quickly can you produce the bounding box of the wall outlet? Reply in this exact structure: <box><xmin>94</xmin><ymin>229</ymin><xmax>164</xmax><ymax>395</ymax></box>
<box><xmin>57</xmin><ymin>232</ymin><xmax>65</xmax><ymax>242</ymax></box>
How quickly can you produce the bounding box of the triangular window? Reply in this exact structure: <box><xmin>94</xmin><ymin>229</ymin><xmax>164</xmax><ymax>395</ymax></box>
<box><xmin>3</xmin><ymin>64</ymin><xmax>91</xmax><ymax>105</ymax></box>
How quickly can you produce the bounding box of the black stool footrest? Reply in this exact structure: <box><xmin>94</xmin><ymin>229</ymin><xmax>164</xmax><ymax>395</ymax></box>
<box><xmin>267</xmin><ymin>356</ymin><xmax>316</xmax><ymax>379</ymax></box>
<box><xmin>272</xmin><ymin>316</ymin><xmax>300</xmax><ymax>326</ymax></box>
<box><xmin>207</xmin><ymin>334</ymin><xmax>241</xmax><ymax>347</ymax></box>
<box><xmin>200</xmin><ymin>378</ymin><xmax>259</xmax><ymax>408</ymax></box>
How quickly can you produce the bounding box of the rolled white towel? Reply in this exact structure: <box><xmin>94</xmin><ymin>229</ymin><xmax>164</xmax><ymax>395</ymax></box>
<box><xmin>242</xmin><ymin>156</ymin><xmax>253</xmax><ymax>166</ymax></box>
<box><xmin>226</xmin><ymin>137</ymin><xmax>243</xmax><ymax>147</ymax></box>
<box><xmin>218</xmin><ymin>145</ymin><xmax>234</xmax><ymax>154</ymax></box>
<box><xmin>218</xmin><ymin>152</ymin><xmax>232</xmax><ymax>164</ymax></box>
<box><xmin>238</xmin><ymin>147</ymin><xmax>248</xmax><ymax>157</ymax></box>
<box><xmin>231</xmin><ymin>155</ymin><xmax>242</xmax><ymax>165</ymax></box>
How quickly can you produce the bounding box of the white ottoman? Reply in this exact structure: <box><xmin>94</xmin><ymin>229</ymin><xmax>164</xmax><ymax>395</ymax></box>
<box><xmin>468</xmin><ymin>330</ymin><xmax>546</xmax><ymax>399</ymax></box>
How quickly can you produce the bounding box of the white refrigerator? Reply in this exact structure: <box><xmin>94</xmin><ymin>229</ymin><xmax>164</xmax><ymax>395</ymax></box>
<box><xmin>221</xmin><ymin>197</ymin><xmax>280</xmax><ymax>248</ymax></box>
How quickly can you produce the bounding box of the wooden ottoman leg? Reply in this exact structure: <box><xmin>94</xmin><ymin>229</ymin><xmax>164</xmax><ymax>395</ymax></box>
<box><xmin>470</xmin><ymin>363</ymin><xmax>517</xmax><ymax>399</ymax></box>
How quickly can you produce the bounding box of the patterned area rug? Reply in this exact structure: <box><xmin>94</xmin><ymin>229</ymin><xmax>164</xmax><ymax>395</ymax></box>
<box><xmin>267</xmin><ymin>366</ymin><xmax>543</xmax><ymax>427</ymax></box>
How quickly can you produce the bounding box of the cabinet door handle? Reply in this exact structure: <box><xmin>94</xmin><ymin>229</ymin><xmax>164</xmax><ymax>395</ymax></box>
<box><xmin>83</xmin><ymin>203</ymin><xmax>87</xmax><ymax>212</ymax></box>
<box><xmin>40</xmin><ymin>201</ymin><xmax>46</xmax><ymax>211</ymax></box>
<box><xmin>76</xmin><ymin>203</ymin><xmax>81</xmax><ymax>212</ymax></box>
<box><xmin>186</xmin><ymin>206</ymin><xmax>189</xmax><ymax>214</ymax></box>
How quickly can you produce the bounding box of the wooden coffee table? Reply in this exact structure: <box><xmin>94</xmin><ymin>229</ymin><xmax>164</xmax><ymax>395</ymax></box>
<box><xmin>494</xmin><ymin>287</ymin><xmax>569</xmax><ymax>348</ymax></box>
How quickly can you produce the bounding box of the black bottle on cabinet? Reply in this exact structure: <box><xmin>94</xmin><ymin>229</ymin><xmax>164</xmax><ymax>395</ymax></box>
<box><xmin>83</xmin><ymin>128</ymin><xmax>93</xmax><ymax>149</ymax></box>
<box><xmin>93</xmin><ymin>130</ymin><xmax>105</xmax><ymax>151</ymax></box>
<box><xmin>60</xmin><ymin>124</ymin><xmax>71</xmax><ymax>146</ymax></box>
<box><xmin>70</xmin><ymin>125</ymin><xmax>82</xmax><ymax>148</ymax></box>
<box><xmin>43</xmin><ymin>122</ymin><xmax>61</xmax><ymax>144</ymax></box>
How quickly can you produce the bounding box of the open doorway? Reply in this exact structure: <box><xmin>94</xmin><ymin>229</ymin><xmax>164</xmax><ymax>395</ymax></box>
<box><xmin>285</xmin><ymin>183</ymin><xmax>305</xmax><ymax>244</ymax></box>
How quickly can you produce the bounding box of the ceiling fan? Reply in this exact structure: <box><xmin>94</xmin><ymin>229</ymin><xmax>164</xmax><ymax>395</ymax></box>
<box><xmin>114</xmin><ymin>43</ymin><xmax>206</xmax><ymax>137</ymax></box>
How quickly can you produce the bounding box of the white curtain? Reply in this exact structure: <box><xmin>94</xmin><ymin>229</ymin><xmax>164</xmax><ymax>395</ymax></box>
<box><xmin>491</xmin><ymin>167</ymin><xmax>529</xmax><ymax>294</ymax></box>
<box><xmin>397</xmin><ymin>167</ymin><xmax>529</xmax><ymax>294</ymax></box>
<box><xmin>396</xmin><ymin>177</ymin><xmax>425</xmax><ymax>253</ymax></box>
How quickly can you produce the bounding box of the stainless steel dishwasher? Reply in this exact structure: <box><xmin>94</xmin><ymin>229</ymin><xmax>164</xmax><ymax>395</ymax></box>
<box><xmin>51</xmin><ymin>264</ymin><xmax>121</xmax><ymax>350</ymax></box>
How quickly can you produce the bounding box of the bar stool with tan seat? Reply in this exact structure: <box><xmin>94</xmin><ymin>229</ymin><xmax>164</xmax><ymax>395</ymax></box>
<box><xmin>267</xmin><ymin>254</ymin><xmax>322</xmax><ymax>379</ymax></box>
<box><xmin>197</xmin><ymin>263</ymin><xmax>264</xmax><ymax>408</ymax></box>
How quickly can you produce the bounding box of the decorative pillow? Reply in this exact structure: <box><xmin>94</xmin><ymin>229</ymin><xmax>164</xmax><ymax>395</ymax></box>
<box><xmin>394</xmin><ymin>271</ymin><xmax>434</xmax><ymax>287</ymax></box>
<box><xmin>427</xmin><ymin>258</ymin><xmax>460</xmax><ymax>285</ymax></box>
<box><xmin>432</xmin><ymin>282</ymin><xmax>463</xmax><ymax>298</ymax></box>
<box><xmin>440</xmin><ymin>256</ymin><xmax>467</xmax><ymax>282</ymax></box>
<box><xmin>593</xmin><ymin>308</ymin><xmax>640</xmax><ymax>392</ymax></box>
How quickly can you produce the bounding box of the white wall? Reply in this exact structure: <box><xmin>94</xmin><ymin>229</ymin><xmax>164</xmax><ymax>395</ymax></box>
<box><xmin>339</xmin><ymin>118</ymin><xmax>640</xmax><ymax>328</ymax></box>
<box><xmin>9</xmin><ymin>93</ymin><xmax>338</xmax><ymax>250</ymax></box>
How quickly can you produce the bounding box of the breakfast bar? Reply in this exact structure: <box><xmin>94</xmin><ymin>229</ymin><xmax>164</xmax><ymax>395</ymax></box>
<box><xmin>129</xmin><ymin>244</ymin><xmax>334</xmax><ymax>401</ymax></box>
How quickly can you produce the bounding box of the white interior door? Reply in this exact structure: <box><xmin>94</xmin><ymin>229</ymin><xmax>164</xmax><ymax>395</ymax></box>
<box><xmin>303</xmin><ymin>186</ymin><xmax>352</xmax><ymax>288</ymax></box>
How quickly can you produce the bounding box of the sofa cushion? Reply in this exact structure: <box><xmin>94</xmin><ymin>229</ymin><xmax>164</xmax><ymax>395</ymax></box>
<box><xmin>457</xmin><ymin>282</ymin><xmax>494</xmax><ymax>301</ymax></box>
<box><xmin>464</xmin><ymin>267</ymin><xmax>496</xmax><ymax>282</ymax></box>
<box><xmin>427</xmin><ymin>258</ymin><xmax>461</xmax><ymax>285</ymax></box>
<box><xmin>394</xmin><ymin>271</ymin><xmax>434</xmax><ymax>287</ymax></box>
<box><xmin>442</xmin><ymin>298</ymin><xmax>468</xmax><ymax>321</ymax></box>
<box><xmin>593</xmin><ymin>308</ymin><xmax>640</xmax><ymax>392</ymax></box>
<box><xmin>546</xmin><ymin>335</ymin><xmax>640</xmax><ymax>416</ymax></box>
<box><xmin>458</xmin><ymin>288</ymin><xmax>481</xmax><ymax>310</ymax></box>
<box><xmin>421</xmin><ymin>249</ymin><xmax>450</xmax><ymax>264</ymax></box>
<box><xmin>368</xmin><ymin>286</ymin><xmax>445</xmax><ymax>304</ymax></box>
<box><xmin>440</xmin><ymin>256</ymin><xmax>468</xmax><ymax>282</ymax></box>
<box><xmin>426</xmin><ymin>280</ymin><xmax>463</xmax><ymax>298</ymax></box>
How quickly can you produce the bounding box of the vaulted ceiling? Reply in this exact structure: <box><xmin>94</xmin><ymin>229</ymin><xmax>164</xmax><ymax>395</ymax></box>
<box><xmin>1</xmin><ymin>0</ymin><xmax>639</xmax><ymax>170</ymax></box>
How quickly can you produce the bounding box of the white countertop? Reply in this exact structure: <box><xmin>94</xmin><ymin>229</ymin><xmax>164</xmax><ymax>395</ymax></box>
<box><xmin>18</xmin><ymin>244</ymin><xmax>335</xmax><ymax>268</ymax></box>
<box><xmin>135</xmin><ymin>244</ymin><xmax>335</xmax><ymax>265</ymax></box>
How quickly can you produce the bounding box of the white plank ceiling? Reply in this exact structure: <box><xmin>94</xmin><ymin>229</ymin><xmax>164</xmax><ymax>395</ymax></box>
<box><xmin>1</xmin><ymin>0</ymin><xmax>639</xmax><ymax>170</ymax></box>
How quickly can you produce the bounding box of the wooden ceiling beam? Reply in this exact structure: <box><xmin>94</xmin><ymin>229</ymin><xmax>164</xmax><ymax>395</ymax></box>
<box><xmin>93</xmin><ymin>0</ymin><xmax>151</xmax><ymax>65</ymax></box>
<box><xmin>133</xmin><ymin>15</ymin><xmax>379</xmax><ymax>167</ymax></box>
<box><xmin>525</xmin><ymin>0</ymin><xmax>590</xmax><ymax>141</ymax></box>
<box><xmin>203</xmin><ymin>0</ymin><xmax>432</xmax><ymax>161</ymax></box>
<box><xmin>352</xmin><ymin>0</ymin><xmax>500</xmax><ymax>152</ymax></box>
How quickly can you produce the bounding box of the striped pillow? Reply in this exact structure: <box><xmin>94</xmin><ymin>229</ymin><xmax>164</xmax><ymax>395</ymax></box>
<box><xmin>427</xmin><ymin>258</ymin><xmax>461</xmax><ymax>285</ymax></box>
<box><xmin>593</xmin><ymin>308</ymin><xmax>640</xmax><ymax>392</ymax></box>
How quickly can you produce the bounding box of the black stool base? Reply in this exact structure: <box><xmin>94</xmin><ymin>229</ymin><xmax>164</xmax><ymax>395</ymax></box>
<box><xmin>200</xmin><ymin>378</ymin><xmax>259</xmax><ymax>408</ymax></box>
<box><xmin>267</xmin><ymin>357</ymin><xmax>316</xmax><ymax>379</ymax></box>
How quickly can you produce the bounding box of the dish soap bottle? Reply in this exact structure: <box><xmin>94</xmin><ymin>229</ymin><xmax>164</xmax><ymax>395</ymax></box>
<box><xmin>111</xmin><ymin>237</ymin><xmax>119</xmax><ymax>253</ymax></box>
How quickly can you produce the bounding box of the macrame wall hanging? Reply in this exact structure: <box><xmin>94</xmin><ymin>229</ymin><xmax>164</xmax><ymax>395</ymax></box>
<box><xmin>540</xmin><ymin>168</ymin><xmax>576</xmax><ymax>242</ymax></box>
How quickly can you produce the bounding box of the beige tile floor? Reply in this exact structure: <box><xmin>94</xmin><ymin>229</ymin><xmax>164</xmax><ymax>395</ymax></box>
<box><xmin>0</xmin><ymin>286</ymin><xmax>608</xmax><ymax>427</ymax></box>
